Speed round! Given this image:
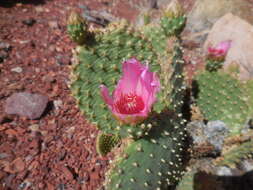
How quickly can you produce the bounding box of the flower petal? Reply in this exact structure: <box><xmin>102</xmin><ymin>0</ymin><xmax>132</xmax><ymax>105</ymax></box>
<box><xmin>217</xmin><ymin>40</ymin><xmax>232</xmax><ymax>53</ymax></box>
<box><xmin>120</xmin><ymin>58</ymin><xmax>145</xmax><ymax>93</ymax></box>
<box><xmin>100</xmin><ymin>85</ymin><xmax>113</xmax><ymax>109</ymax></box>
<box><xmin>208</xmin><ymin>40</ymin><xmax>232</xmax><ymax>57</ymax></box>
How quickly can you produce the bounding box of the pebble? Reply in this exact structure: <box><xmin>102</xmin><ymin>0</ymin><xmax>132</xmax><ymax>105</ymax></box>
<box><xmin>216</xmin><ymin>166</ymin><xmax>233</xmax><ymax>176</ymax></box>
<box><xmin>11</xmin><ymin>67</ymin><xmax>23</xmax><ymax>73</ymax></box>
<box><xmin>5</xmin><ymin>92</ymin><xmax>49</xmax><ymax>119</ymax></box>
<box><xmin>19</xmin><ymin>180</ymin><xmax>32</xmax><ymax>189</ymax></box>
<box><xmin>62</xmin><ymin>166</ymin><xmax>73</xmax><ymax>180</ymax></box>
<box><xmin>28</xmin><ymin>124</ymin><xmax>40</xmax><ymax>132</ymax></box>
<box><xmin>48</xmin><ymin>21</ymin><xmax>58</xmax><ymax>29</ymax></box>
<box><xmin>0</xmin><ymin>42</ymin><xmax>11</xmax><ymax>51</ymax></box>
<box><xmin>22</xmin><ymin>18</ymin><xmax>36</xmax><ymax>26</ymax></box>
<box><xmin>4</xmin><ymin>157</ymin><xmax>25</xmax><ymax>174</ymax></box>
<box><xmin>35</xmin><ymin>7</ymin><xmax>44</xmax><ymax>13</ymax></box>
<box><xmin>53</xmin><ymin>99</ymin><xmax>63</xmax><ymax>111</ymax></box>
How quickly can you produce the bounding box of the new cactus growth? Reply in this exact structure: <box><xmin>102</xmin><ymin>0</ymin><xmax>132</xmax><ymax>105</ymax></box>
<box><xmin>96</xmin><ymin>133</ymin><xmax>121</xmax><ymax>156</ymax></box>
<box><xmin>67</xmin><ymin>12</ymin><xmax>87</xmax><ymax>45</ymax></box>
<box><xmin>160</xmin><ymin>0</ymin><xmax>186</xmax><ymax>37</ymax></box>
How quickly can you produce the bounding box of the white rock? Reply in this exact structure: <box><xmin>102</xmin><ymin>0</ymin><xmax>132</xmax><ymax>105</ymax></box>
<box><xmin>204</xmin><ymin>13</ymin><xmax>253</xmax><ymax>80</ymax></box>
<box><xmin>11</xmin><ymin>67</ymin><xmax>23</xmax><ymax>73</ymax></box>
<box><xmin>184</xmin><ymin>0</ymin><xmax>253</xmax><ymax>45</ymax></box>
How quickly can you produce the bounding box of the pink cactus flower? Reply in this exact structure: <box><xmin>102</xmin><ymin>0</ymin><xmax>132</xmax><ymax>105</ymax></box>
<box><xmin>100</xmin><ymin>58</ymin><xmax>160</xmax><ymax>125</ymax></box>
<box><xmin>207</xmin><ymin>40</ymin><xmax>232</xmax><ymax>59</ymax></box>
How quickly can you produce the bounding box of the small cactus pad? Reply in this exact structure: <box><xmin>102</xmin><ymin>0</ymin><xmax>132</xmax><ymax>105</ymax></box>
<box><xmin>104</xmin><ymin>112</ymin><xmax>187</xmax><ymax>190</ymax></box>
<box><xmin>195</xmin><ymin>71</ymin><xmax>250</xmax><ymax>135</ymax></box>
<box><xmin>205</xmin><ymin>60</ymin><xmax>223</xmax><ymax>72</ymax></box>
<box><xmin>96</xmin><ymin>133</ymin><xmax>121</xmax><ymax>156</ymax></box>
<box><xmin>160</xmin><ymin>16</ymin><xmax>186</xmax><ymax>37</ymax></box>
<box><xmin>67</xmin><ymin>12</ymin><xmax>87</xmax><ymax>45</ymax></box>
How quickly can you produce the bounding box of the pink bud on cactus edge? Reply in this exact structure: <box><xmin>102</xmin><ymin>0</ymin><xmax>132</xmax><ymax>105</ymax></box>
<box><xmin>100</xmin><ymin>58</ymin><xmax>160</xmax><ymax>125</ymax></box>
<box><xmin>207</xmin><ymin>40</ymin><xmax>232</xmax><ymax>60</ymax></box>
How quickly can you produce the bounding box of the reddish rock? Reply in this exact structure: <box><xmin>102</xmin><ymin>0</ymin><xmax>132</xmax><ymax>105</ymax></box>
<box><xmin>4</xmin><ymin>157</ymin><xmax>25</xmax><ymax>174</ymax></box>
<box><xmin>62</xmin><ymin>166</ymin><xmax>73</xmax><ymax>180</ymax></box>
<box><xmin>90</xmin><ymin>172</ymin><xmax>100</xmax><ymax>180</ymax></box>
<box><xmin>4</xmin><ymin>92</ymin><xmax>48</xmax><ymax>119</ymax></box>
<box><xmin>0</xmin><ymin>171</ymin><xmax>6</xmax><ymax>180</ymax></box>
<box><xmin>46</xmin><ymin>182</ymin><xmax>55</xmax><ymax>190</ymax></box>
<box><xmin>5</xmin><ymin>129</ymin><xmax>18</xmax><ymax>136</ymax></box>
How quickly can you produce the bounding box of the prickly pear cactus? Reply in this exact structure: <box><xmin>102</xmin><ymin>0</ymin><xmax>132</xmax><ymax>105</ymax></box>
<box><xmin>195</xmin><ymin>71</ymin><xmax>251</xmax><ymax>135</ymax></box>
<box><xmin>68</xmin><ymin>1</ymin><xmax>187</xmax><ymax>189</ymax></box>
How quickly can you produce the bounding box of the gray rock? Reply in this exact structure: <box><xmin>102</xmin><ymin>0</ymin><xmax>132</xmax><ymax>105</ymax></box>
<box><xmin>5</xmin><ymin>92</ymin><xmax>48</xmax><ymax>119</ymax></box>
<box><xmin>0</xmin><ymin>42</ymin><xmax>11</xmax><ymax>63</ymax></box>
<box><xmin>187</xmin><ymin>121</ymin><xmax>207</xmax><ymax>145</ymax></box>
<box><xmin>216</xmin><ymin>166</ymin><xmax>233</xmax><ymax>176</ymax></box>
<box><xmin>187</xmin><ymin>120</ymin><xmax>228</xmax><ymax>156</ymax></box>
<box><xmin>205</xmin><ymin>120</ymin><xmax>229</xmax><ymax>152</ymax></box>
<box><xmin>183</xmin><ymin>0</ymin><xmax>253</xmax><ymax>45</ymax></box>
<box><xmin>53</xmin><ymin>99</ymin><xmax>63</xmax><ymax>111</ymax></box>
<box><xmin>0</xmin><ymin>42</ymin><xmax>11</xmax><ymax>51</ymax></box>
<box><xmin>240</xmin><ymin>160</ymin><xmax>253</xmax><ymax>172</ymax></box>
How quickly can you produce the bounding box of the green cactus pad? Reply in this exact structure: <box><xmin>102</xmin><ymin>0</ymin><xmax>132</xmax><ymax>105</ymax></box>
<box><xmin>96</xmin><ymin>133</ymin><xmax>121</xmax><ymax>156</ymax></box>
<box><xmin>70</xmin><ymin>20</ymin><xmax>185</xmax><ymax>138</ymax></box>
<box><xmin>104</xmin><ymin>112</ymin><xmax>186</xmax><ymax>190</ymax></box>
<box><xmin>195</xmin><ymin>71</ymin><xmax>250</xmax><ymax>135</ymax></box>
<box><xmin>160</xmin><ymin>16</ymin><xmax>186</xmax><ymax>37</ymax></box>
<box><xmin>176</xmin><ymin>168</ymin><xmax>195</xmax><ymax>190</ymax></box>
<box><xmin>216</xmin><ymin>140</ymin><xmax>253</xmax><ymax>167</ymax></box>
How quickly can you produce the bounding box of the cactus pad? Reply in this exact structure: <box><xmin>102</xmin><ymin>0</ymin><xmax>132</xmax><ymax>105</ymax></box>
<box><xmin>195</xmin><ymin>71</ymin><xmax>250</xmax><ymax>135</ymax></box>
<box><xmin>96</xmin><ymin>133</ymin><xmax>121</xmax><ymax>156</ymax></box>
<box><xmin>104</xmin><ymin>112</ymin><xmax>186</xmax><ymax>190</ymax></box>
<box><xmin>70</xmin><ymin>20</ymin><xmax>184</xmax><ymax>138</ymax></box>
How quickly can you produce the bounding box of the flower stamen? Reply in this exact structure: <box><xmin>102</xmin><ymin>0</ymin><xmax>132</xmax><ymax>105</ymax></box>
<box><xmin>115</xmin><ymin>93</ymin><xmax>145</xmax><ymax>114</ymax></box>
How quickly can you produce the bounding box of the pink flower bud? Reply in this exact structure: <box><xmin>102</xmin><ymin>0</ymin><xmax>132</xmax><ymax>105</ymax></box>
<box><xmin>100</xmin><ymin>58</ymin><xmax>160</xmax><ymax>125</ymax></box>
<box><xmin>207</xmin><ymin>40</ymin><xmax>232</xmax><ymax>60</ymax></box>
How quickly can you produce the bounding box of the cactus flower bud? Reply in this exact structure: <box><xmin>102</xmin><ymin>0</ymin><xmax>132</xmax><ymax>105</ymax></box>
<box><xmin>164</xmin><ymin>0</ymin><xmax>184</xmax><ymax>19</ymax></box>
<box><xmin>207</xmin><ymin>40</ymin><xmax>232</xmax><ymax>60</ymax></box>
<box><xmin>100</xmin><ymin>58</ymin><xmax>160</xmax><ymax>125</ymax></box>
<box><xmin>67</xmin><ymin>11</ymin><xmax>87</xmax><ymax>45</ymax></box>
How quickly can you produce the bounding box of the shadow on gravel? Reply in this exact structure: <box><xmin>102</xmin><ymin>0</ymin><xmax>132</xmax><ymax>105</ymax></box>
<box><xmin>0</xmin><ymin>0</ymin><xmax>46</xmax><ymax>8</ymax></box>
<box><xmin>192</xmin><ymin>170</ymin><xmax>253</xmax><ymax>190</ymax></box>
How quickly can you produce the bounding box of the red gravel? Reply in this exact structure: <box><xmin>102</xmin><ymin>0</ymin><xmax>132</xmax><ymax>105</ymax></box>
<box><xmin>0</xmin><ymin>0</ymin><xmax>117</xmax><ymax>189</ymax></box>
<box><xmin>0</xmin><ymin>0</ymin><xmax>195</xmax><ymax>189</ymax></box>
